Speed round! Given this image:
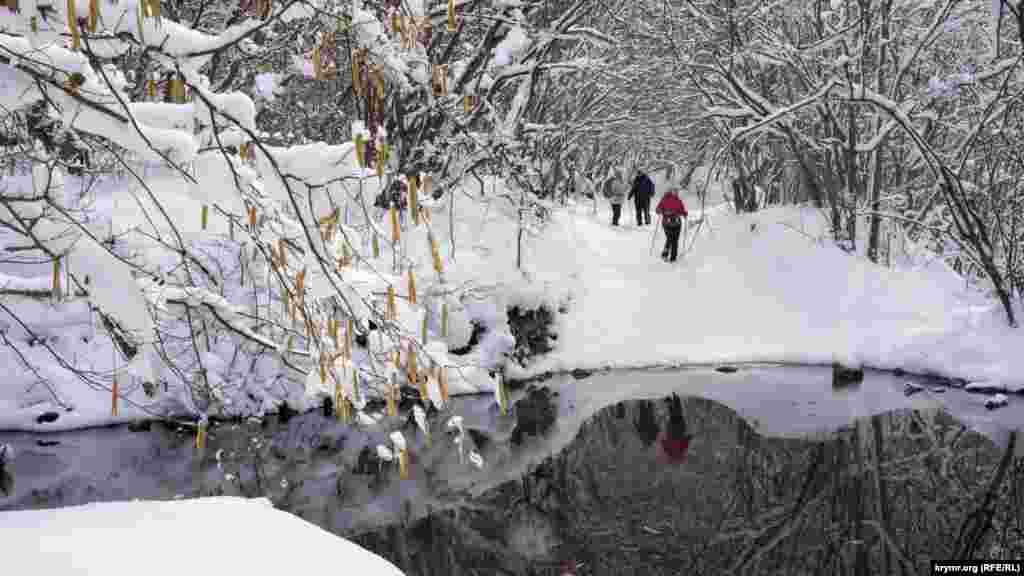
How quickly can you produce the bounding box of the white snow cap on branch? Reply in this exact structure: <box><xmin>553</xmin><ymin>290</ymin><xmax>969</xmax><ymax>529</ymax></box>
<box><xmin>493</xmin><ymin>27</ymin><xmax>531</xmax><ymax>67</ymax></box>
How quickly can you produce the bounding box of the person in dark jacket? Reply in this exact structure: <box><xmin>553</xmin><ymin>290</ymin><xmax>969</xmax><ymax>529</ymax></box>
<box><xmin>628</xmin><ymin>169</ymin><xmax>656</xmax><ymax>226</ymax></box>
<box><xmin>655</xmin><ymin>188</ymin><xmax>688</xmax><ymax>262</ymax></box>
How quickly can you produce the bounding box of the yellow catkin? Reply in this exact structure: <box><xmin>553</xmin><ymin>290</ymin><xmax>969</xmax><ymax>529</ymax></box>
<box><xmin>201</xmin><ymin>204</ymin><xmax>209</xmax><ymax>230</ymax></box>
<box><xmin>417</xmin><ymin>370</ymin><xmax>429</xmax><ymax>404</ymax></box>
<box><xmin>376</xmin><ymin>154</ymin><xmax>385</xmax><ymax>179</ymax></box>
<box><xmin>319</xmin><ymin>355</ymin><xmax>327</xmax><ymax>384</ymax></box>
<box><xmin>148</xmin><ymin>0</ymin><xmax>161</xmax><ymax>19</ymax></box>
<box><xmin>173</xmin><ymin>77</ymin><xmax>185</xmax><ymax>103</ymax></box>
<box><xmin>239</xmin><ymin>141</ymin><xmax>249</xmax><ymax>161</ymax></box>
<box><xmin>407</xmin><ymin>344</ymin><xmax>418</xmax><ymax>384</ymax></box>
<box><xmin>352</xmin><ymin>366</ymin><xmax>361</xmax><ymax>404</ymax></box>
<box><xmin>499</xmin><ymin>377</ymin><xmax>508</xmax><ymax>415</ymax></box>
<box><xmin>334</xmin><ymin>379</ymin><xmax>344</xmax><ymax>421</ymax></box>
<box><xmin>147</xmin><ymin>78</ymin><xmax>157</xmax><ymax>98</ymax></box>
<box><xmin>387</xmin><ymin>285</ymin><xmax>397</xmax><ymax>321</ymax></box>
<box><xmin>195</xmin><ymin>420</ymin><xmax>207</xmax><ymax>450</ymax></box>
<box><xmin>64</xmin><ymin>76</ymin><xmax>80</xmax><ymax>96</ymax></box>
<box><xmin>88</xmin><ymin>0</ymin><xmax>98</xmax><ymax>32</ymax></box>
<box><xmin>111</xmin><ymin>374</ymin><xmax>119</xmax><ymax>417</ymax></box>
<box><xmin>338</xmin><ymin>394</ymin><xmax>351</xmax><ymax>423</ymax></box>
<box><xmin>464</xmin><ymin>94</ymin><xmax>474</xmax><ymax>114</ymax></box>
<box><xmin>430</xmin><ymin>234</ymin><xmax>444</xmax><ymax>275</ymax></box>
<box><xmin>329</xmin><ymin>317</ymin><xmax>338</xmax><ymax>342</ymax></box>
<box><xmin>52</xmin><ymin>257</ymin><xmax>61</xmax><ymax>298</ymax></box>
<box><xmin>387</xmin><ymin>376</ymin><xmax>398</xmax><ymax>417</ymax></box>
<box><xmin>379</xmin><ymin>143</ymin><xmax>390</xmax><ymax>173</ymax></box>
<box><xmin>390</xmin><ymin>205</ymin><xmax>400</xmax><ymax>243</ymax></box>
<box><xmin>448</xmin><ymin>0</ymin><xmax>457</xmax><ymax>32</ymax></box>
<box><xmin>374</xmin><ymin>66</ymin><xmax>385</xmax><ymax>99</ymax></box>
<box><xmin>399</xmin><ymin>450</ymin><xmax>409</xmax><ymax>480</ymax></box>
<box><xmin>409</xmin><ymin>176</ymin><xmax>420</xmax><ymax>225</ymax></box>
<box><xmin>421</xmin><ymin>310</ymin><xmax>428</xmax><ymax>344</ymax></box>
<box><xmin>372</xmin><ymin>234</ymin><xmax>381</xmax><ymax>258</ymax></box>
<box><xmin>355</xmin><ymin>134</ymin><xmax>365</xmax><ymax>167</ymax></box>
<box><xmin>441</xmin><ymin>302</ymin><xmax>449</xmax><ymax>338</ymax></box>
<box><xmin>439</xmin><ymin>366</ymin><xmax>449</xmax><ymax>403</ymax></box>
<box><xmin>391</xmin><ymin>12</ymin><xmax>401</xmax><ymax>34</ymax></box>
<box><xmin>407</xmin><ymin>268</ymin><xmax>417</xmax><ymax>305</ymax></box>
<box><xmin>344</xmin><ymin>317</ymin><xmax>353</xmax><ymax>358</ymax></box>
<box><xmin>423</xmin><ymin>174</ymin><xmax>433</xmax><ymax>198</ymax></box>
<box><xmin>68</xmin><ymin>0</ymin><xmax>80</xmax><ymax>51</ymax></box>
<box><xmin>313</xmin><ymin>45</ymin><xmax>322</xmax><ymax>80</ymax></box>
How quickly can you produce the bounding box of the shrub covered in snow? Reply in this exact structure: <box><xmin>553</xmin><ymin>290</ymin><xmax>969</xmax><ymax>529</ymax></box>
<box><xmin>0</xmin><ymin>0</ymin><xmax>606</xmax><ymax>432</ymax></box>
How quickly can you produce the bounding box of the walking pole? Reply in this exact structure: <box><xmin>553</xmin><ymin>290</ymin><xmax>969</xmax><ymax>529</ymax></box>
<box><xmin>680</xmin><ymin>217</ymin><xmax>689</xmax><ymax>263</ymax></box>
<box><xmin>650</xmin><ymin>214</ymin><xmax>661</xmax><ymax>256</ymax></box>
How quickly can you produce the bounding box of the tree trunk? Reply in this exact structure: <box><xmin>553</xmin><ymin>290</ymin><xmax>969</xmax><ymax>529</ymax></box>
<box><xmin>867</xmin><ymin>0</ymin><xmax>892</xmax><ymax>264</ymax></box>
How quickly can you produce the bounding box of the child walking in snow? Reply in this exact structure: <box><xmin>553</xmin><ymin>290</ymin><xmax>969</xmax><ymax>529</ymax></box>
<box><xmin>655</xmin><ymin>188</ymin><xmax>688</xmax><ymax>262</ymax></box>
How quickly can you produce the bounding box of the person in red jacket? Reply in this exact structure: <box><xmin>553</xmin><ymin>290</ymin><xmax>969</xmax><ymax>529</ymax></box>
<box><xmin>655</xmin><ymin>188</ymin><xmax>688</xmax><ymax>262</ymax></box>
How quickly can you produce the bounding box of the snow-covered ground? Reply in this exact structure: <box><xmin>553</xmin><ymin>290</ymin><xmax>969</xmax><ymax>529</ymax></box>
<box><xmin>0</xmin><ymin>496</ymin><xmax>404</xmax><ymax>575</ymax></box>
<box><xmin>513</xmin><ymin>200</ymin><xmax>1024</xmax><ymax>394</ymax></box>
<box><xmin>2</xmin><ymin>170</ymin><xmax>1023</xmax><ymax>431</ymax></box>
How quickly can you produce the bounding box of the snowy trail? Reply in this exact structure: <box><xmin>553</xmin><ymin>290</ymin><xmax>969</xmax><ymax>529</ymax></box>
<box><xmin>522</xmin><ymin>200</ymin><xmax>1024</xmax><ymax>393</ymax></box>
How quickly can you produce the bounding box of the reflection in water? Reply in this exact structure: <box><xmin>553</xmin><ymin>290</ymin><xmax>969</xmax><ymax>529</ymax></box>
<box><xmin>2</xmin><ymin>368</ymin><xmax>1023</xmax><ymax>575</ymax></box>
<box><xmin>535</xmin><ymin>396</ymin><xmax>1022</xmax><ymax>575</ymax></box>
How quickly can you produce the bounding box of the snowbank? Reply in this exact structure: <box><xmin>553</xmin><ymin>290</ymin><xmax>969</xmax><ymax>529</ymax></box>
<box><xmin>5</xmin><ymin>166</ymin><xmax>1024</xmax><ymax>431</ymax></box>
<box><xmin>0</xmin><ymin>497</ymin><xmax>404</xmax><ymax>575</ymax></box>
<box><xmin>516</xmin><ymin>202</ymin><xmax>1024</xmax><ymax>391</ymax></box>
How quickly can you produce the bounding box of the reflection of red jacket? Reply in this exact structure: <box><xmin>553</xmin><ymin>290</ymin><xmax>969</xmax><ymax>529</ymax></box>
<box><xmin>656</xmin><ymin>193</ymin><xmax>688</xmax><ymax>219</ymax></box>
<box><xmin>657</xmin><ymin>431</ymin><xmax>691</xmax><ymax>464</ymax></box>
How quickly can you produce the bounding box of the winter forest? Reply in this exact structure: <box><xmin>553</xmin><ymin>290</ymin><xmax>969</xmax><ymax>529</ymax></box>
<box><xmin>4</xmin><ymin>0</ymin><xmax>1024</xmax><ymax>574</ymax></box>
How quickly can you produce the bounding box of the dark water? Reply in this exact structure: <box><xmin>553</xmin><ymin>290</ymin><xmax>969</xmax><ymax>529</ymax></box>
<box><xmin>2</xmin><ymin>366</ymin><xmax>1022</xmax><ymax>575</ymax></box>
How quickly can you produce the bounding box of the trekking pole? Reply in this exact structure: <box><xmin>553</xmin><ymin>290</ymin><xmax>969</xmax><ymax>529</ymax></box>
<box><xmin>680</xmin><ymin>217</ymin><xmax>690</xmax><ymax>263</ymax></box>
<box><xmin>650</xmin><ymin>215</ymin><xmax>661</xmax><ymax>255</ymax></box>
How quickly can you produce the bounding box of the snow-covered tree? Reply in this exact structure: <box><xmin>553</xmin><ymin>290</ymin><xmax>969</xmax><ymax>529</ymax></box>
<box><xmin>0</xmin><ymin>0</ymin><xmax>605</xmax><ymax>430</ymax></box>
<box><xmin>611</xmin><ymin>0</ymin><xmax>1024</xmax><ymax>327</ymax></box>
